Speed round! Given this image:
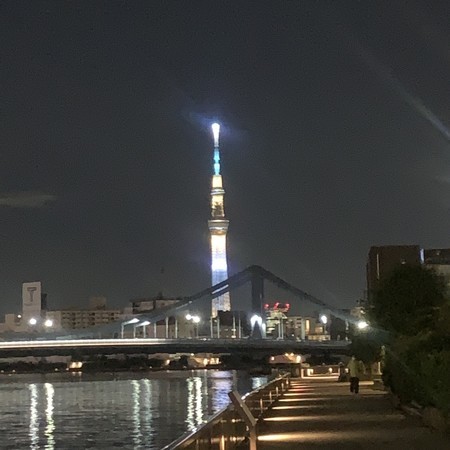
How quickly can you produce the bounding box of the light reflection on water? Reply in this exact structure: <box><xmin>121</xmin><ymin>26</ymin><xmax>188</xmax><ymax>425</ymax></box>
<box><xmin>44</xmin><ymin>383</ymin><xmax>55</xmax><ymax>450</ymax></box>
<box><xmin>0</xmin><ymin>370</ymin><xmax>266</xmax><ymax>449</ymax></box>
<box><xmin>28</xmin><ymin>384</ymin><xmax>38</xmax><ymax>449</ymax></box>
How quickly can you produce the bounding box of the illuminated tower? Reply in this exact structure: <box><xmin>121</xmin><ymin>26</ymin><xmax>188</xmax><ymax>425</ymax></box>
<box><xmin>208</xmin><ymin>123</ymin><xmax>231</xmax><ymax>317</ymax></box>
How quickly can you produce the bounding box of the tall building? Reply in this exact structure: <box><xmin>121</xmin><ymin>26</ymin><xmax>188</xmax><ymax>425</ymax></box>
<box><xmin>208</xmin><ymin>123</ymin><xmax>231</xmax><ymax>317</ymax></box>
<box><xmin>366</xmin><ymin>245</ymin><xmax>421</xmax><ymax>298</ymax></box>
<box><xmin>423</xmin><ymin>248</ymin><xmax>450</xmax><ymax>291</ymax></box>
<box><xmin>22</xmin><ymin>281</ymin><xmax>47</xmax><ymax>324</ymax></box>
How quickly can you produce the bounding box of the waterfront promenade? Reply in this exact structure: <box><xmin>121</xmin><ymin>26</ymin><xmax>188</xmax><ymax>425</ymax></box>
<box><xmin>257</xmin><ymin>377</ymin><xmax>449</xmax><ymax>449</ymax></box>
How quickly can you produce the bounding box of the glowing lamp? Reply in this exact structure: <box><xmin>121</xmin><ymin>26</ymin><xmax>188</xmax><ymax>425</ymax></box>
<box><xmin>250</xmin><ymin>314</ymin><xmax>262</xmax><ymax>328</ymax></box>
<box><xmin>212</xmin><ymin>123</ymin><xmax>220</xmax><ymax>146</ymax></box>
<box><xmin>357</xmin><ymin>320</ymin><xmax>369</xmax><ymax>330</ymax></box>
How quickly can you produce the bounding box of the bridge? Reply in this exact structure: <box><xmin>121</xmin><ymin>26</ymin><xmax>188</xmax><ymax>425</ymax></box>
<box><xmin>0</xmin><ymin>266</ymin><xmax>356</xmax><ymax>359</ymax></box>
<box><xmin>0</xmin><ymin>337</ymin><xmax>350</xmax><ymax>358</ymax></box>
<box><xmin>43</xmin><ymin>265</ymin><xmax>359</xmax><ymax>338</ymax></box>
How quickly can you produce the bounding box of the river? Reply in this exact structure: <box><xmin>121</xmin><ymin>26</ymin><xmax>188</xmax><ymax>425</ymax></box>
<box><xmin>0</xmin><ymin>370</ymin><xmax>268</xmax><ymax>449</ymax></box>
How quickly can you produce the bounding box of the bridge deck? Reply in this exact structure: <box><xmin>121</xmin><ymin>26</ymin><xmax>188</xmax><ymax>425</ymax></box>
<box><xmin>257</xmin><ymin>377</ymin><xmax>449</xmax><ymax>449</ymax></box>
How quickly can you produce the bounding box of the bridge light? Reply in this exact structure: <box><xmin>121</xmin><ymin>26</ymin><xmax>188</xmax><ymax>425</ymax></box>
<box><xmin>250</xmin><ymin>315</ymin><xmax>262</xmax><ymax>328</ymax></box>
<box><xmin>124</xmin><ymin>318</ymin><xmax>139</xmax><ymax>325</ymax></box>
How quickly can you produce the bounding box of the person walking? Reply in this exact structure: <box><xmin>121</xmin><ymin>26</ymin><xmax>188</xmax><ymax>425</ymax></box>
<box><xmin>347</xmin><ymin>356</ymin><xmax>365</xmax><ymax>394</ymax></box>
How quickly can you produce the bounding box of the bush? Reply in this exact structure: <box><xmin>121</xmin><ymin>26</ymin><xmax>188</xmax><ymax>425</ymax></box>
<box><xmin>383</xmin><ymin>335</ymin><xmax>450</xmax><ymax>416</ymax></box>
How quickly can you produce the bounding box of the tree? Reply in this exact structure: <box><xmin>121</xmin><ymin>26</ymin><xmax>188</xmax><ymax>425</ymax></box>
<box><xmin>368</xmin><ymin>264</ymin><xmax>447</xmax><ymax>336</ymax></box>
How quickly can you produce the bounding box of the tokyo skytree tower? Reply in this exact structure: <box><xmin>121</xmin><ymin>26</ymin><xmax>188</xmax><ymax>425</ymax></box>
<box><xmin>208</xmin><ymin>123</ymin><xmax>231</xmax><ymax>317</ymax></box>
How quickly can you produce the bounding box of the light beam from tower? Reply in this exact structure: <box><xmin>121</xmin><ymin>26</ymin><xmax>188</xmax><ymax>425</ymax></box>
<box><xmin>208</xmin><ymin>122</ymin><xmax>231</xmax><ymax>317</ymax></box>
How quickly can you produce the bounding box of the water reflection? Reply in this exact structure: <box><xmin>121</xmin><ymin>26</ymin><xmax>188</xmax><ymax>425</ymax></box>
<box><xmin>0</xmin><ymin>371</ymin><xmax>266</xmax><ymax>449</ymax></box>
<box><xmin>186</xmin><ymin>376</ymin><xmax>203</xmax><ymax>431</ymax></box>
<box><xmin>211</xmin><ymin>372</ymin><xmax>233</xmax><ymax>412</ymax></box>
<box><xmin>252</xmin><ymin>376</ymin><xmax>266</xmax><ymax>390</ymax></box>
<box><xmin>28</xmin><ymin>384</ymin><xmax>39</xmax><ymax>449</ymax></box>
<box><xmin>131</xmin><ymin>380</ymin><xmax>143</xmax><ymax>448</ymax></box>
<box><xmin>142</xmin><ymin>379</ymin><xmax>153</xmax><ymax>448</ymax></box>
<box><xmin>44</xmin><ymin>383</ymin><xmax>55</xmax><ymax>450</ymax></box>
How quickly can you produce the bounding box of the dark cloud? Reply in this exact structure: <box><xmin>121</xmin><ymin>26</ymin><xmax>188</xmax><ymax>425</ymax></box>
<box><xmin>0</xmin><ymin>192</ymin><xmax>56</xmax><ymax>208</ymax></box>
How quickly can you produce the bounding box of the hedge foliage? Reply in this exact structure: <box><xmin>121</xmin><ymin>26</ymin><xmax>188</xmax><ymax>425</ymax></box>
<box><xmin>369</xmin><ymin>265</ymin><xmax>450</xmax><ymax>416</ymax></box>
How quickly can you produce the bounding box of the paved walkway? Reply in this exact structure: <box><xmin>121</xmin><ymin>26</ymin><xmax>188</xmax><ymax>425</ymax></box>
<box><xmin>257</xmin><ymin>377</ymin><xmax>449</xmax><ymax>449</ymax></box>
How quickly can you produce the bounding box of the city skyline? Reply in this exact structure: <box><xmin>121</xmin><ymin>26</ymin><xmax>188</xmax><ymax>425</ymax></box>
<box><xmin>1</xmin><ymin>1</ymin><xmax>450</xmax><ymax>315</ymax></box>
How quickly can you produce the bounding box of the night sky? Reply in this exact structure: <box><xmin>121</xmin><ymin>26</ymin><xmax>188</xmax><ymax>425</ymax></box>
<box><xmin>1</xmin><ymin>1</ymin><xmax>450</xmax><ymax>316</ymax></box>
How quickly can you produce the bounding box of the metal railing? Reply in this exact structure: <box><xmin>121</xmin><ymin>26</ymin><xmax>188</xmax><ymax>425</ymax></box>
<box><xmin>162</xmin><ymin>374</ymin><xmax>290</xmax><ymax>450</ymax></box>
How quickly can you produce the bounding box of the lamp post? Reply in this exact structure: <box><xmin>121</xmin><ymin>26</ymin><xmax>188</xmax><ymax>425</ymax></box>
<box><xmin>238</xmin><ymin>312</ymin><xmax>241</xmax><ymax>339</ymax></box>
<box><xmin>186</xmin><ymin>314</ymin><xmax>201</xmax><ymax>338</ymax></box>
<box><xmin>320</xmin><ymin>314</ymin><xmax>328</xmax><ymax>338</ymax></box>
<box><xmin>140</xmin><ymin>320</ymin><xmax>150</xmax><ymax>338</ymax></box>
<box><xmin>357</xmin><ymin>320</ymin><xmax>369</xmax><ymax>330</ymax></box>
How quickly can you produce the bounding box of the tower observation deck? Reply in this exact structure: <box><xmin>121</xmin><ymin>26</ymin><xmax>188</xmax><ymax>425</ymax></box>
<box><xmin>208</xmin><ymin>123</ymin><xmax>231</xmax><ymax>317</ymax></box>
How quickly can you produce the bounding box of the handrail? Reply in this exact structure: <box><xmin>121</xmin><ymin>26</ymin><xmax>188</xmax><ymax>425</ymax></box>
<box><xmin>162</xmin><ymin>373</ymin><xmax>291</xmax><ymax>450</ymax></box>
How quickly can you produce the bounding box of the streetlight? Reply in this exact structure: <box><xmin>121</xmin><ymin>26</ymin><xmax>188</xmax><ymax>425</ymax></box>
<box><xmin>357</xmin><ymin>320</ymin><xmax>369</xmax><ymax>330</ymax></box>
<box><xmin>121</xmin><ymin>317</ymin><xmax>139</xmax><ymax>339</ymax></box>
<box><xmin>320</xmin><ymin>314</ymin><xmax>329</xmax><ymax>337</ymax></box>
<box><xmin>186</xmin><ymin>314</ymin><xmax>201</xmax><ymax>338</ymax></box>
<box><xmin>28</xmin><ymin>317</ymin><xmax>37</xmax><ymax>326</ymax></box>
<box><xmin>44</xmin><ymin>319</ymin><xmax>53</xmax><ymax>328</ymax></box>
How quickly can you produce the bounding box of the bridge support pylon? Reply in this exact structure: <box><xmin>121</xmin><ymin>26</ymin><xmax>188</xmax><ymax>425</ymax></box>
<box><xmin>250</xmin><ymin>269</ymin><xmax>265</xmax><ymax>338</ymax></box>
